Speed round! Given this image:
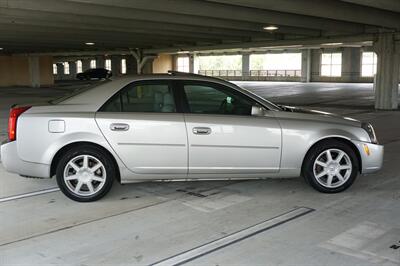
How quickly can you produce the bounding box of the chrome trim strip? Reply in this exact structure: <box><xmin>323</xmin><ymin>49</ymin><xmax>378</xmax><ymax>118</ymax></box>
<box><xmin>118</xmin><ymin>143</ymin><xmax>186</xmax><ymax>147</ymax></box>
<box><xmin>191</xmin><ymin>144</ymin><xmax>279</xmax><ymax>149</ymax></box>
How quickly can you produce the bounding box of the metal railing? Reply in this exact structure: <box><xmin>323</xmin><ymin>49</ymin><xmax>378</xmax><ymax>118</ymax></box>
<box><xmin>249</xmin><ymin>70</ymin><xmax>301</xmax><ymax>77</ymax></box>
<box><xmin>198</xmin><ymin>69</ymin><xmax>301</xmax><ymax>77</ymax></box>
<box><xmin>198</xmin><ymin>70</ymin><xmax>242</xmax><ymax>77</ymax></box>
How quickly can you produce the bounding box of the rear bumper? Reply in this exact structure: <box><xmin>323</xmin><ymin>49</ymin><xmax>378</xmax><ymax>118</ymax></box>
<box><xmin>351</xmin><ymin>140</ymin><xmax>384</xmax><ymax>174</ymax></box>
<box><xmin>0</xmin><ymin>141</ymin><xmax>50</xmax><ymax>178</ymax></box>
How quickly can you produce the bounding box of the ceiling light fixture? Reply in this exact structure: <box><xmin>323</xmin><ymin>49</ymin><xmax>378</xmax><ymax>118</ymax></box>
<box><xmin>0</xmin><ymin>47</ymin><xmax>3</xmax><ymax>50</ymax></box>
<box><xmin>85</xmin><ymin>42</ymin><xmax>95</xmax><ymax>46</ymax></box>
<box><xmin>322</xmin><ymin>42</ymin><xmax>343</xmax><ymax>46</ymax></box>
<box><xmin>263</xmin><ymin>25</ymin><xmax>279</xmax><ymax>31</ymax></box>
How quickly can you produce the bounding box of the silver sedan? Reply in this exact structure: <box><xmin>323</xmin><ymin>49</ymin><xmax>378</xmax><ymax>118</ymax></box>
<box><xmin>0</xmin><ymin>72</ymin><xmax>383</xmax><ymax>201</ymax></box>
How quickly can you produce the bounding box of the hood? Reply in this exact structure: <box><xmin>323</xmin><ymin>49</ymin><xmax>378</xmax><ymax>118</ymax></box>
<box><xmin>277</xmin><ymin>105</ymin><xmax>361</xmax><ymax>127</ymax></box>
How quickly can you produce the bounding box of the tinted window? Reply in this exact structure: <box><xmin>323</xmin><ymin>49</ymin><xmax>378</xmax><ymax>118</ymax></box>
<box><xmin>101</xmin><ymin>82</ymin><xmax>176</xmax><ymax>113</ymax></box>
<box><xmin>183</xmin><ymin>83</ymin><xmax>254</xmax><ymax>115</ymax></box>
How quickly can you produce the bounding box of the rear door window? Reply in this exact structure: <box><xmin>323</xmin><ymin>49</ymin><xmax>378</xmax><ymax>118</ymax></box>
<box><xmin>100</xmin><ymin>81</ymin><xmax>177</xmax><ymax>113</ymax></box>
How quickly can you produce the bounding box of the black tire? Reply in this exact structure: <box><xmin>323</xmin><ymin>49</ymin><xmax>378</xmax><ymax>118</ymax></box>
<box><xmin>302</xmin><ymin>140</ymin><xmax>359</xmax><ymax>193</ymax></box>
<box><xmin>56</xmin><ymin>145</ymin><xmax>115</xmax><ymax>202</ymax></box>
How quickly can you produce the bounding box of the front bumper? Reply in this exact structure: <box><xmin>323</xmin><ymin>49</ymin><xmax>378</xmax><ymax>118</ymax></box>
<box><xmin>351</xmin><ymin>140</ymin><xmax>384</xmax><ymax>174</ymax></box>
<box><xmin>0</xmin><ymin>141</ymin><xmax>50</xmax><ymax>178</ymax></box>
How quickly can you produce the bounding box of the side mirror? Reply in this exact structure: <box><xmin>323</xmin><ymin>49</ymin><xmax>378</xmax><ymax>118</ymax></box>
<box><xmin>251</xmin><ymin>105</ymin><xmax>266</xmax><ymax>116</ymax></box>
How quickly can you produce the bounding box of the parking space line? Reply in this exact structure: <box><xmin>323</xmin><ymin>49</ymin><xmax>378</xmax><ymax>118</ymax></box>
<box><xmin>0</xmin><ymin>200</ymin><xmax>169</xmax><ymax>247</ymax></box>
<box><xmin>151</xmin><ymin>206</ymin><xmax>314</xmax><ymax>266</ymax></box>
<box><xmin>0</xmin><ymin>187</ymin><xmax>60</xmax><ymax>203</ymax></box>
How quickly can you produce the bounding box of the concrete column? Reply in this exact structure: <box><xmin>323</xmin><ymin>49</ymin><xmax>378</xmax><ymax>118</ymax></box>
<box><xmin>189</xmin><ymin>54</ymin><xmax>195</xmax><ymax>73</ymax></box>
<box><xmin>82</xmin><ymin>59</ymin><xmax>91</xmax><ymax>71</ymax></box>
<box><xmin>351</xmin><ymin>48</ymin><xmax>361</xmax><ymax>82</ymax></box>
<box><xmin>69</xmin><ymin>61</ymin><xmax>77</xmax><ymax>79</ymax></box>
<box><xmin>311</xmin><ymin>50</ymin><xmax>321</xmax><ymax>81</ymax></box>
<box><xmin>172</xmin><ymin>55</ymin><xmax>178</xmax><ymax>71</ymax></box>
<box><xmin>193</xmin><ymin>54</ymin><xmax>200</xmax><ymax>74</ymax></box>
<box><xmin>111</xmin><ymin>55</ymin><xmax>121</xmax><ymax>76</ymax></box>
<box><xmin>28</xmin><ymin>56</ymin><xmax>40</xmax><ymax>88</ymax></box>
<box><xmin>301</xmin><ymin>49</ymin><xmax>312</xmax><ymax>82</ymax></box>
<box><xmin>96</xmin><ymin>56</ymin><xmax>105</xmax><ymax>68</ymax></box>
<box><xmin>242</xmin><ymin>53</ymin><xmax>250</xmax><ymax>79</ymax></box>
<box><xmin>56</xmin><ymin>63</ymin><xmax>64</xmax><ymax>80</ymax></box>
<box><xmin>373</xmin><ymin>33</ymin><xmax>400</xmax><ymax>110</ymax></box>
<box><xmin>142</xmin><ymin>58</ymin><xmax>154</xmax><ymax>74</ymax></box>
<box><xmin>342</xmin><ymin>48</ymin><xmax>361</xmax><ymax>82</ymax></box>
<box><xmin>126</xmin><ymin>56</ymin><xmax>138</xmax><ymax>74</ymax></box>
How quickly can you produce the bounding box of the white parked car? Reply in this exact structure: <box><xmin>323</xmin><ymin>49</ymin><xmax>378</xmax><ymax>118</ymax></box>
<box><xmin>1</xmin><ymin>72</ymin><xmax>383</xmax><ymax>201</ymax></box>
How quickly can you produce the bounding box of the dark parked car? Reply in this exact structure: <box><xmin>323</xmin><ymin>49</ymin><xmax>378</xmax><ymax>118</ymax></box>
<box><xmin>76</xmin><ymin>68</ymin><xmax>112</xmax><ymax>80</ymax></box>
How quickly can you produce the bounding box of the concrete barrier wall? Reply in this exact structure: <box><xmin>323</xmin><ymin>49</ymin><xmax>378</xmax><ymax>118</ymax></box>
<box><xmin>153</xmin><ymin>54</ymin><xmax>173</xmax><ymax>73</ymax></box>
<box><xmin>0</xmin><ymin>55</ymin><xmax>54</xmax><ymax>87</ymax></box>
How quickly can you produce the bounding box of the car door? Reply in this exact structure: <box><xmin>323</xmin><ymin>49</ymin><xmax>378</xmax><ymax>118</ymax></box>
<box><xmin>95</xmin><ymin>80</ymin><xmax>188</xmax><ymax>176</ymax></box>
<box><xmin>179</xmin><ymin>80</ymin><xmax>282</xmax><ymax>176</ymax></box>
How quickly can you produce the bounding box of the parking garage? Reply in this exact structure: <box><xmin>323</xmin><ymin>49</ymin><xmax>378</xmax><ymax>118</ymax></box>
<box><xmin>0</xmin><ymin>1</ymin><xmax>399</xmax><ymax>265</ymax></box>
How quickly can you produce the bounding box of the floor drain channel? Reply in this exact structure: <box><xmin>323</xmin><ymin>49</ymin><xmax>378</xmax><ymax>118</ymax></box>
<box><xmin>151</xmin><ymin>206</ymin><xmax>314</xmax><ymax>266</ymax></box>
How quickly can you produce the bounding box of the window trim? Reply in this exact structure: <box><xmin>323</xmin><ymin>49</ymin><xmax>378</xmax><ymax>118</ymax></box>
<box><xmin>320</xmin><ymin>52</ymin><xmax>342</xmax><ymax>77</ymax></box>
<box><xmin>63</xmin><ymin>62</ymin><xmax>70</xmax><ymax>75</ymax></box>
<box><xmin>176</xmin><ymin>56</ymin><xmax>190</xmax><ymax>73</ymax></box>
<box><xmin>98</xmin><ymin>79</ymin><xmax>181</xmax><ymax>113</ymax></box>
<box><xmin>361</xmin><ymin>51</ymin><xmax>377</xmax><ymax>77</ymax></box>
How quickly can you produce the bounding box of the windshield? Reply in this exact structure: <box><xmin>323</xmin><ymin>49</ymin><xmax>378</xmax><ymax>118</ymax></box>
<box><xmin>232</xmin><ymin>82</ymin><xmax>282</xmax><ymax>111</ymax></box>
<box><xmin>50</xmin><ymin>80</ymin><xmax>110</xmax><ymax>104</ymax></box>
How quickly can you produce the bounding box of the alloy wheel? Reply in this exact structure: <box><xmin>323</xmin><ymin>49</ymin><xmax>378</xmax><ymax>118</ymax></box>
<box><xmin>313</xmin><ymin>148</ymin><xmax>352</xmax><ymax>188</ymax></box>
<box><xmin>63</xmin><ymin>155</ymin><xmax>107</xmax><ymax>196</ymax></box>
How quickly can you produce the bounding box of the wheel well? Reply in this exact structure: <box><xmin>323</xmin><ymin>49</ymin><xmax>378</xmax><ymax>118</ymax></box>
<box><xmin>301</xmin><ymin>137</ymin><xmax>362</xmax><ymax>175</ymax></box>
<box><xmin>50</xmin><ymin>141</ymin><xmax>121</xmax><ymax>183</ymax></box>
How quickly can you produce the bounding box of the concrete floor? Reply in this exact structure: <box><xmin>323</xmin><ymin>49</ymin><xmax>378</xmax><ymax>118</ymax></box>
<box><xmin>0</xmin><ymin>81</ymin><xmax>399</xmax><ymax>265</ymax></box>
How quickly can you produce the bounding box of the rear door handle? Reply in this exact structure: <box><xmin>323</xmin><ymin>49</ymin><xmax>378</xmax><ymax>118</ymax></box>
<box><xmin>110</xmin><ymin>123</ymin><xmax>129</xmax><ymax>131</ymax></box>
<box><xmin>193</xmin><ymin>127</ymin><xmax>211</xmax><ymax>135</ymax></box>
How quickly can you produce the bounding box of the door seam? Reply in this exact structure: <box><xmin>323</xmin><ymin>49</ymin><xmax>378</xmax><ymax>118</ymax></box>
<box><xmin>182</xmin><ymin>113</ymin><xmax>190</xmax><ymax>176</ymax></box>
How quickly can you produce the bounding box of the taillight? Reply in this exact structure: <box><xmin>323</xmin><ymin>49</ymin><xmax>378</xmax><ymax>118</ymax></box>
<box><xmin>8</xmin><ymin>106</ymin><xmax>31</xmax><ymax>141</ymax></box>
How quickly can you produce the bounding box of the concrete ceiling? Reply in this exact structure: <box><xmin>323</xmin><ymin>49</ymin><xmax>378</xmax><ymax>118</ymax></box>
<box><xmin>0</xmin><ymin>0</ymin><xmax>399</xmax><ymax>54</ymax></box>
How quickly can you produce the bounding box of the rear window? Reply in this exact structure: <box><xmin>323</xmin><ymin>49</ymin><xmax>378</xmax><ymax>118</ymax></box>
<box><xmin>50</xmin><ymin>80</ymin><xmax>110</xmax><ymax>104</ymax></box>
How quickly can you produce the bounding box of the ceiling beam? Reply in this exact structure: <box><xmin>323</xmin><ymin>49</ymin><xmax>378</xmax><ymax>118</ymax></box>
<box><xmin>340</xmin><ymin>0</ymin><xmax>400</xmax><ymax>13</ymax></box>
<box><xmin>1</xmin><ymin>0</ymin><xmax>363</xmax><ymax>34</ymax></box>
<box><xmin>0</xmin><ymin>24</ymin><xmax>227</xmax><ymax>45</ymax></box>
<box><xmin>0</xmin><ymin>31</ymin><xmax>193</xmax><ymax>52</ymax></box>
<box><xmin>0</xmin><ymin>19</ymin><xmax>251</xmax><ymax>43</ymax></box>
<box><xmin>66</xmin><ymin>0</ymin><xmax>365</xmax><ymax>32</ymax></box>
<box><xmin>0</xmin><ymin>7</ymin><xmax>320</xmax><ymax>38</ymax></box>
<box><xmin>208</xmin><ymin>0</ymin><xmax>400</xmax><ymax>29</ymax></box>
<box><xmin>144</xmin><ymin>33</ymin><xmax>376</xmax><ymax>54</ymax></box>
<box><xmin>0</xmin><ymin>0</ymin><xmax>281</xmax><ymax>34</ymax></box>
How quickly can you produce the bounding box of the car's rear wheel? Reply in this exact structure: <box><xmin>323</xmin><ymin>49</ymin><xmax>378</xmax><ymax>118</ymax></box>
<box><xmin>302</xmin><ymin>140</ymin><xmax>359</xmax><ymax>193</ymax></box>
<box><xmin>56</xmin><ymin>145</ymin><xmax>115</xmax><ymax>202</ymax></box>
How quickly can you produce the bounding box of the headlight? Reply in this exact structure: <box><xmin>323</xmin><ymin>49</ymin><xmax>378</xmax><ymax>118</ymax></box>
<box><xmin>361</xmin><ymin>122</ymin><xmax>378</xmax><ymax>144</ymax></box>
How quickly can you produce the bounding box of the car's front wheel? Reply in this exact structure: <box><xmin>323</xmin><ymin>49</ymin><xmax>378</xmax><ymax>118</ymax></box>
<box><xmin>302</xmin><ymin>140</ymin><xmax>359</xmax><ymax>193</ymax></box>
<box><xmin>56</xmin><ymin>145</ymin><xmax>115</xmax><ymax>202</ymax></box>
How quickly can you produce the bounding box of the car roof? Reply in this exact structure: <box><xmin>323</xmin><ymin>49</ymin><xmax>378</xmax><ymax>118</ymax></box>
<box><xmin>56</xmin><ymin>73</ymin><xmax>280</xmax><ymax>112</ymax></box>
<box><xmin>109</xmin><ymin>73</ymin><xmax>228</xmax><ymax>83</ymax></box>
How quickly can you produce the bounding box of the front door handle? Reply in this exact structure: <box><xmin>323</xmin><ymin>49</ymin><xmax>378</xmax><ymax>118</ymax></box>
<box><xmin>110</xmin><ymin>123</ymin><xmax>129</xmax><ymax>131</ymax></box>
<box><xmin>193</xmin><ymin>127</ymin><xmax>211</xmax><ymax>135</ymax></box>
